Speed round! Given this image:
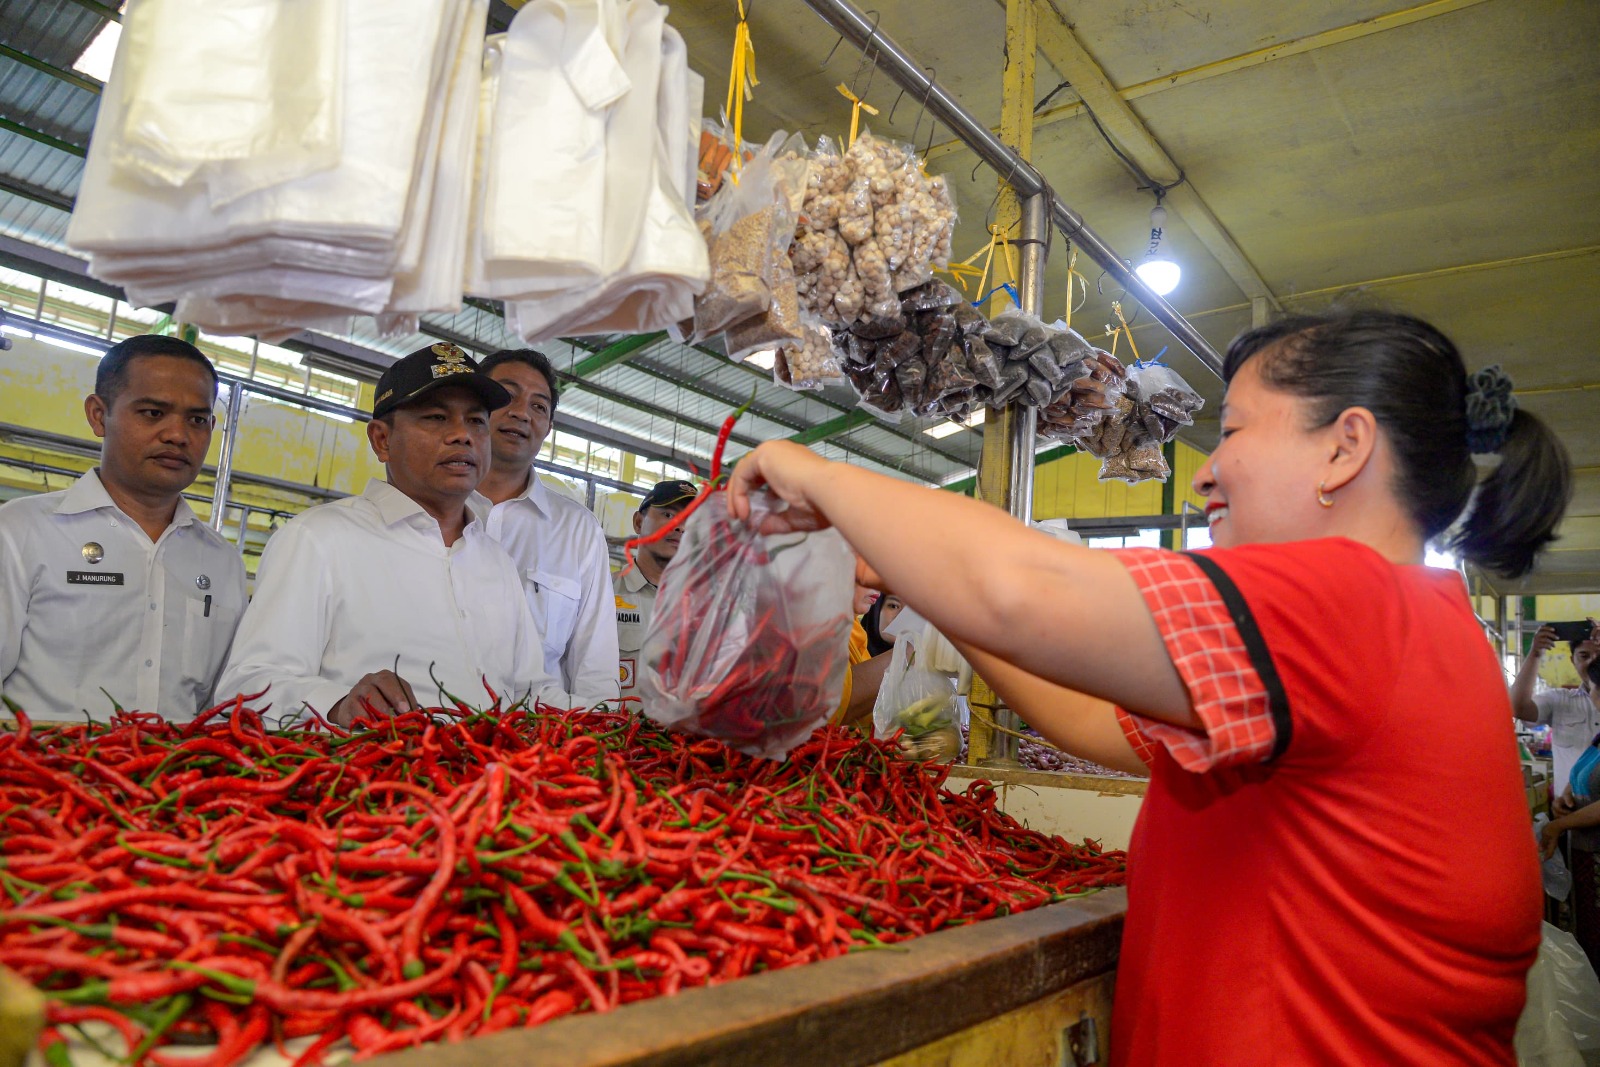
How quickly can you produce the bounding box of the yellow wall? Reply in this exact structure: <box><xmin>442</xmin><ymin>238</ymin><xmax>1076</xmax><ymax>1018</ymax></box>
<box><xmin>1032</xmin><ymin>440</ymin><xmax>1208</xmax><ymax>521</ymax></box>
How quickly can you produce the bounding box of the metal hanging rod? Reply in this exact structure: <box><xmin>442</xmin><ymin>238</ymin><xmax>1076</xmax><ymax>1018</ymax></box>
<box><xmin>797</xmin><ymin>0</ymin><xmax>1225</xmax><ymax>378</ymax></box>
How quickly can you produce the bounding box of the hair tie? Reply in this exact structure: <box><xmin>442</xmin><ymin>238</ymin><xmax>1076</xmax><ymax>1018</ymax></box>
<box><xmin>1465</xmin><ymin>364</ymin><xmax>1517</xmax><ymax>454</ymax></box>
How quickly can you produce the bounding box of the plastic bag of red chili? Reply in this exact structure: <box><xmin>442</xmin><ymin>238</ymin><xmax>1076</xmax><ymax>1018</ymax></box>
<box><xmin>639</xmin><ymin>490</ymin><xmax>856</xmax><ymax>759</ymax></box>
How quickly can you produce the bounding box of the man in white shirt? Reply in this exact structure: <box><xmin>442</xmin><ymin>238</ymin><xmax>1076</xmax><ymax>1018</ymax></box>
<box><xmin>0</xmin><ymin>335</ymin><xmax>245</xmax><ymax>721</ymax></box>
<box><xmin>615</xmin><ymin>479</ymin><xmax>696</xmax><ymax>702</ymax></box>
<box><xmin>218</xmin><ymin>343</ymin><xmax>565</xmax><ymax>726</ymax></box>
<box><xmin>1512</xmin><ymin>622</ymin><xmax>1600</xmax><ymax>793</ymax></box>
<box><xmin>473</xmin><ymin>349</ymin><xmax>619</xmax><ymax>706</ymax></box>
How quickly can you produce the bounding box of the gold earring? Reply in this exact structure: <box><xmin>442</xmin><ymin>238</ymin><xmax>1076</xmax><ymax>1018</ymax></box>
<box><xmin>1316</xmin><ymin>481</ymin><xmax>1335</xmax><ymax>508</ymax></box>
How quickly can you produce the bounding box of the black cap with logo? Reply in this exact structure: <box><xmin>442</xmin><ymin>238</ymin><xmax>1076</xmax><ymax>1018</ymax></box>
<box><xmin>371</xmin><ymin>342</ymin><xmax>513</xmax><ymax>419</ymax></box>
<box><xmin>638</xmin><ymin>479</ymin><xmax>698</xmax><ymax>512</ymax></box>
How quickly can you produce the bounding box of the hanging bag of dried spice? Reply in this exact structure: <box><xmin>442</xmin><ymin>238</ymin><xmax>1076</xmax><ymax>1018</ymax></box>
<box><xmin>693</xmin><ymin>133</ymin><xmax>805</xmax><ymax>339</ymax></box>
<box><xmin>639</xmin><ymin>490</ymin><xmax>856</xmax><ymax>760</ymax></box>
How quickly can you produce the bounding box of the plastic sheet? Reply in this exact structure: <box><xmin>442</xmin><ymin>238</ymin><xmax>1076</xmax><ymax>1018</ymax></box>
<box><xmin>1516</xmin><ymin>921</ymin><xmax>1600</xmax><ymax>1066</ymax></box>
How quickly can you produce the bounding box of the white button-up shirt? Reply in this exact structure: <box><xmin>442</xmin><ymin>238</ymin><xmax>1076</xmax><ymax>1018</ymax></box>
<box><xmin>473</xmin><ymin>474</ymin><xmax>619</xmax><ymax>705</ymax></box>
<box><xmin>0</xmin><ymin>469</ymin><xmax>246</xmax><ymax>721</ymax></box>
<box><xmin>1535</xmin><ymin>686</ymin><xmax>1600</xmax><ymax>793</ymax></box>
<box><xmin>218</xmin><ymin>479</ymin><xmax>563</xmax><ymax>720</ymax></box>
<box><xmin>614</xmin><ymin>565</ymin><xmax>659</xmax><ymax>700</ymax></box>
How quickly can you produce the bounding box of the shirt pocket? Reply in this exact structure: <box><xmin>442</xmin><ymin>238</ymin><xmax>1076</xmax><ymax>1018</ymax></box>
<box><xmin>181</xmin><ymin>594</ymin><xmax>220</xmax><ymax>702</ymax></box>
<box><xmin>525</xmin><ymin>571</ymin><xmax>582</xmax><ymax>667</ymax></box>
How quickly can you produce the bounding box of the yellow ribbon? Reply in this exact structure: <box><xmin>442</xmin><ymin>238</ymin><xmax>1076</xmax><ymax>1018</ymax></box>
<box><xmin>725</xmin><ymin>0</ymin><xmax>758</xmax><ymax>162</ymax></box>
<box><xmin>1111</xmin><ymin>301</ymin><xmax>1141</xmax><ymax>364</ymax></box>
<box><xmin>836</xmin><ymin>83</ymin><xmax>879</xmax><ymax>148</ymax></box>
<box><xmin>1063</xmin><ymin>246</ymin><xmax>1085</xmax><ymax>332</ymax></box>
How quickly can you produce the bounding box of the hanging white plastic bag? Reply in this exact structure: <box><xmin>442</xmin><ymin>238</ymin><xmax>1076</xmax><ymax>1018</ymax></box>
<box><xmin>115</xmin><ymin>0</ymin><xmax>342</xmax><ymax>202</ymax></box>
<box><xmin>1516</xmin><ymin>922</ymin><xmax>1600</xmax><ymax>1066</ymax></box>
<box><xmin>639</xmin><ymin>491</ymin><xmax>855</xmax><ymax>761</ymax></box>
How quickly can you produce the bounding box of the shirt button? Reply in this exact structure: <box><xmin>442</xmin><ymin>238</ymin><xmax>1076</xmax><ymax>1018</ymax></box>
<box><xmin>150</xmin><ymin>602</ymin><xmax>158</xmax><ymax>611</ymax></box>
<box><xmin>144</xmin><ymin>659</ymin><xmax>153</xmax><ymax>667</ymax></box>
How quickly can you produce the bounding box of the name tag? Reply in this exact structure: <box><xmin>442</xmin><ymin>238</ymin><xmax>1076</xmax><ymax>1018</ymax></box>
<box><xmin>617</xmin><ymin>610</ymin><xmax>642</xmax><ymax>625</ymax></box>
<box><xmin>67</xmin><ymin>571</ymin><xmax>125</xmax><ymax>585</ymax></box>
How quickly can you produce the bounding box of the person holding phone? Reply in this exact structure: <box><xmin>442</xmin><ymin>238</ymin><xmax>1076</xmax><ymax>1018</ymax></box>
<box><xmin>1512</xmin><ymin>619</ymin><xmax>1600</xmax><ymax>794</ymax></box>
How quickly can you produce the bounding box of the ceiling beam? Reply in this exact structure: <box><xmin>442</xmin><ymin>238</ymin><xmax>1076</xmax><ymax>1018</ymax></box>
<box><xmin>0</xmin><ymin>175</ymin><xmax>75</xmax><ymax>214</ymax></box>
<box><xmin>0</xmin><ymin>118</ymin><xmax>86</xmax><ymax>158</ymax></box>
<box><xmin>0</xmin><ymin>44</ymin><xmax>101</xmax><ymax>94</ymax></box>
<box><xmin>570</xmin><ymin>332</ymin><xmax>664</xmax><ymax>378</ymax></box>
<box><xmin>933</xmin><ymin>0</ymin><xmax>1492</xmax><ymax>161</ymax></box>
<box><xmin>1024</xmin><ymin>0</ymin><xmax>1280</xmax><ymax>311</ymax></box>
<box><xmin>63</xmin><ymin>0</ymin><xmax>120</xmax><ymax>22</ymax></box>
<box><xmin>788</xmin><ymin>410</ymin><xmax>873</xmax><ymax>446</ymax></box>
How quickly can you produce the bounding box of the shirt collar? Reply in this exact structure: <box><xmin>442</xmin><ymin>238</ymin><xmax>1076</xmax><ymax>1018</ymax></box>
<box><xmin>55</xmin><ymin>468</ymin><xmax>198</xmax><ymax>529</ymax></box>
<box><xmin>468</xmin><ymin>470</ymin><xmax>551</xmax><ymax>523</ymax></box>
<box><xmin>362</xmin><ymin>478</ymin><xmax>479</xmax><ymax>535</ymax></box>
<box><xmin>620</xmin><ymin>565</ymin><xmax>655</xmax><ymax>594</ymax></box>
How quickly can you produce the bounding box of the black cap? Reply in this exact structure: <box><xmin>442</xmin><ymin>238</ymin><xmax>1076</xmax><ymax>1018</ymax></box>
<box><xmin>371</xmin><ymin>342</ymin><xmax>512</xmax><ymax>419</ymax></box>
<box><xmin>638</xmin><ymin>479</ymin><xmax>698</xmax><ymax>511</ymax></box>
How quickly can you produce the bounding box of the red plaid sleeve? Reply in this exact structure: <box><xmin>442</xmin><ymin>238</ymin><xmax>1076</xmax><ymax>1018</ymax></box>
<box><xmin>1116</xmin><ymin>707</ymin><xmax>1159</xmax><ymax>768</ymax></box>
<box><xmin>1111</xmin><ymin>548</ymin><xmax>1281</xmax><ymax>773</ymax></box>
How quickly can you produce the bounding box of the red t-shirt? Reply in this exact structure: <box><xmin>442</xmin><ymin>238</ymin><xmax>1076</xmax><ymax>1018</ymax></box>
<box><xmin>1109</xmin><ymin>539</ymin><xmax>1539</xmax><ymax>1066</ymax></box>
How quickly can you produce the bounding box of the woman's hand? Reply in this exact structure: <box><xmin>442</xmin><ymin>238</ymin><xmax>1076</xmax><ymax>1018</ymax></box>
<box><xmin>1541</xmin><ymin>816</ymin><xmax>1567</xmax><ymax>860</ymax></box>
<box><xmin>727</xmin><ymin>441</ymin><xmax>835</xmax><ymax>534</ymax></box>
<box><xmin>1555</xmin><ymin>787</ymin><xmax>1580</xmax><ymax>817</ymax></box>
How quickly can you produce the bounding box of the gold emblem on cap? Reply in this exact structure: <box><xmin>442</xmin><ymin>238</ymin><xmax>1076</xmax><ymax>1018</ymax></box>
<box><xmin>81</xmin><ymin>542</ymin><xmax>104</xmax><ymax>565</ymax></box>
<box><xmin>431</xmin><ymin>342</ymin><xmax>467</xmax><ymax>364</ymax></box>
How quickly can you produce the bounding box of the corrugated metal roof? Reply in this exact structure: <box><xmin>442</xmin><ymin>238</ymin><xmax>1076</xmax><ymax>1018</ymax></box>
<box><xmin>0</xmin><ymin>0</ymin><xmax>108</xmax><ymax>71</ymax></box>
<box><xmin>0</xmin><ymin>130</ymin><xmax>81</xmax><ymax>198</ymax></box>
<box><xmin>0</xmin><ymin>62</ymin><xmax>96</xmax><ymax>146</ymax></box>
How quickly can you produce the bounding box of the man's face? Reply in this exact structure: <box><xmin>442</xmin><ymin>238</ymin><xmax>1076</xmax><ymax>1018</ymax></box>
<box><xmin>85</xmin><ymin>355</ymin><xmax>216</xmax><ymax>500</ymax></box>
<box><xmin>633</xmin><ymin>501</ymin><xmax>689</xmax><ymax>565</ymax></box>
<box><xmin>368</xmin><ymin>387</ymin><xmax>491</xmax><ymax>508</ymax></box>
<box><xmin>485</xmin><ymin>361</ymin><xmax>553</xmax><ymax>472</ymax></box>
<box><xmin>1578</xmin><ymin>642</ymin><xmax>1599</xmax><ymax>694</ymax></box>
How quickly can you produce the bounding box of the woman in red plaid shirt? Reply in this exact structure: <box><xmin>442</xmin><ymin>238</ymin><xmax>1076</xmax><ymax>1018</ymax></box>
<box><xmin>730</xmin><ymin>309</ymin><xmax>1570</xmax><ymax>1066</ymax></box>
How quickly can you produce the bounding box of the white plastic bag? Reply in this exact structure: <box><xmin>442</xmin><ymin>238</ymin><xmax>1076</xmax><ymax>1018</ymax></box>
<box><xmin>639</xmin><ymin>491</ymin><xmax>854</xmax><ymax>760</ymax></box>
<box><xmin>1516</xmin><ymin>922</ymin><xmax>1600</xmax><ymax>1066</ymax></box>
<box><xmin>872</xmin><ymin>607</ymin><xmax>964</xmax><ymax>760</ymax></box>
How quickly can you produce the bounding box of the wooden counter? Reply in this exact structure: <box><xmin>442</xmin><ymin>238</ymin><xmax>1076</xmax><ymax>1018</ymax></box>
<box><xmin>371</xmin><ymin>889</ymin><xmax>1127</xmax><ymax>1067</ymax></box>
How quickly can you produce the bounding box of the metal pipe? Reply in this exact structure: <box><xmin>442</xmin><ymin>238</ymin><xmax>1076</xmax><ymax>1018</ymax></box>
<box><xmin>981</xmin><ymin>191</ymin><xmax>1050</xmax><ymax>769</ymax></box>
<box><xmin>210</xmin><ymin>383</ymin><xmax>244</xmax><ymax>535</ymax></box>
<box><xmin>797</xmin><ymin>0</ymin><xmax>1224</xmax><ymax>377</ymax></box>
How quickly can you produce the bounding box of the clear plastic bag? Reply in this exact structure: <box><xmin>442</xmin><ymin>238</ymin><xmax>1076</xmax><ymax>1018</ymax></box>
<box><xmin>1130</xmin><ymin>362</ymin><xmax>1206</xmax><ymax>428</ymax></box>
<box><xmin>1536</xmin><ymin>816</ymin><xmax>1575</xmax><ymax>901</ymax></box>
<box><xmin>694</xmin><ymin>133</ymin><xmax>804</xmax><ymax>338</ymax></box>
<box><xmin>640</xmin><ymin>491</ymin><xmax>855</xmax><ymax>760</ymax></box>
<box><xmin>1515</xmin><ymin>921</ymin><xmax>1600</xmax><ymax>1065</ymax></box>
<box><xmin>724</xmin><ymin>251</ymin><xmax>803</xmax><ymax>360</ymax></box>
<box><xmin>773</xmin><ymin>316</ymin><xmax>844</xmax><ymax>391</ymax></box>
<box><xmin>872</xmin><ymin>607</ymin><xmax>960</xmax><ymax>759</ymax></box>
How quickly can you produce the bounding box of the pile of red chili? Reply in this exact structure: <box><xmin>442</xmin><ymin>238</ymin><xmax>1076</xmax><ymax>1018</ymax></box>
<box><xmin>0</xmin><ymin>700</ymin><xmax>1126</xmax><ymax>1066</ymax></box>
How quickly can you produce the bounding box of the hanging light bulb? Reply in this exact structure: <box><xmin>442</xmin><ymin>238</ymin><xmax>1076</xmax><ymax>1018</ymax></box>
<box><xmin>1134</xmin><ymin>202</ymin><xmax>1181</xmax><ymax>297</ymax></box>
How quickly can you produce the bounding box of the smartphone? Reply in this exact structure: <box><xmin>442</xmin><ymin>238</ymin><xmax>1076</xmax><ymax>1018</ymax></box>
<box><xmin>1550</xmin><ymin>621</ymin><xmax>1595</xmax><ymax>646</ymax></box>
